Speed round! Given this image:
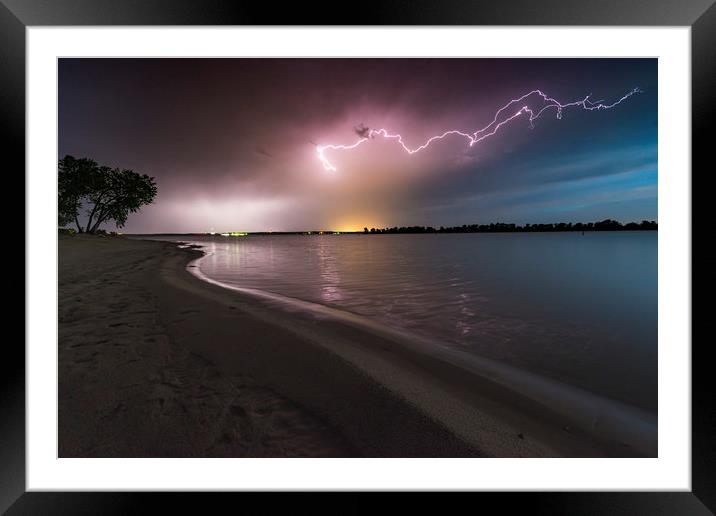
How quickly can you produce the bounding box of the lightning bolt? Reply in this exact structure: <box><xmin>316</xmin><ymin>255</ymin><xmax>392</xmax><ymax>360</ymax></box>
<box><xmin>316</xmin><ymin>87</ymin><xmax>642</xmax><ymax>172</ymax></box>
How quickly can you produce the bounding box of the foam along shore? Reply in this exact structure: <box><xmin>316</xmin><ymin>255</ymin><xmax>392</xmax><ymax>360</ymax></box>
<box><xmin>59</xmin><ymin>234</ymin><xmax>656</xmax><ymax>457</ymax></box>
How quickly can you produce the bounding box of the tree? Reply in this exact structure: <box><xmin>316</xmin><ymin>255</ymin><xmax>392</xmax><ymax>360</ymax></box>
<box><xmin>58</xmin><ymin>155</ymin><xmax>157</xmax><ymax>234</ymax></box>
<box><xmin>58</xmin><ymin>156</ymin><xmax>100</xmax><ymax>232</ymax></box>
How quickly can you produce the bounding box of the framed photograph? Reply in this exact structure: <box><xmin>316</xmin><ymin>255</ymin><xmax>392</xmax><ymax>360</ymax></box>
<box><xmin>4</xmin><ymin>0</ymin><xmax>711</xmax><ymax>512</ymax></box>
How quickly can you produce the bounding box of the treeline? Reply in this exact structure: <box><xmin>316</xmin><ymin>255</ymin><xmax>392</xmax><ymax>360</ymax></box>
<box><xmin>363</xmin><ymin>219</ymin><xmax>657</xmax><ymax>234</ymax></box>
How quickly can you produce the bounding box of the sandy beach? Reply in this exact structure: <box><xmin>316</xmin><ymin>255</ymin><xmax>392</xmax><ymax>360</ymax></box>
<box><xmin>59</xmin><ymin>235</ymin><xmax>653</xmax><ymax>457</ymax></box>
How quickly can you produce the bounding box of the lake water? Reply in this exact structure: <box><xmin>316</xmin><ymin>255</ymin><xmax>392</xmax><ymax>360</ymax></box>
<box><xmin>148</xmin><ymin>232</ymin><xmax>657</xmax><ymax>412</ymax></box>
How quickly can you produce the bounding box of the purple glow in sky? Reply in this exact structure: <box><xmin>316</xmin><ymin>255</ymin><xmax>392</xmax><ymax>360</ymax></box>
<box><xmin>58</xmin><ymin>58</ymin><xmax>657</xmax><ymax>233</ymax></box>
<box><xmin>317</xmin><ymin>88</ymin><xmax>642</xmax><ymax>172</ymax></box>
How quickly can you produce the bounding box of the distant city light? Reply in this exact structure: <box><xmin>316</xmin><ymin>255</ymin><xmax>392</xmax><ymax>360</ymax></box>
<box><xmin>217</xmin><ymin>231</ymin><xmax>248</xmax><ymax>237</ymax></box>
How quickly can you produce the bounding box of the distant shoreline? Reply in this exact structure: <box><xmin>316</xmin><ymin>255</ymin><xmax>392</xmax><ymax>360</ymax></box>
<box><xmin>126</xmin><ymin>227</ymin><xmax>658</xmax><ymax>237</ymax></box>
<box><xmin>116</xmin><ymin>219</ymin><xmax>658</xmax><ymax>237</ymax></box>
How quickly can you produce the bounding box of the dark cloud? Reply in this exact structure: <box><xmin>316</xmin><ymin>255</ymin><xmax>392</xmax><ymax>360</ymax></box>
<box><xmin>254</xmin><ymin>146</ymin><xmax>273</xmax><ymax>158</ymax></box>
<box><xmin>354</xmin><ymin>124</ymin><xmax>371</xmax><ymax>138</ymax></box>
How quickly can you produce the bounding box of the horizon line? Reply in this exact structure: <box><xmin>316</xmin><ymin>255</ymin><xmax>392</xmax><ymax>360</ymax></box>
<box><xmin>116</xmin><ymin>219</ymin><xmax>658</xmax><ymax>236</ymax></box>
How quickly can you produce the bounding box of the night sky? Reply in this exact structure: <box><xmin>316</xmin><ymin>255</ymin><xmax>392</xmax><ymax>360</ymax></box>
<box><xmin>58</xmin><ymin>58</ymin><xmax>657</xmax><ymax>233</ymax></box>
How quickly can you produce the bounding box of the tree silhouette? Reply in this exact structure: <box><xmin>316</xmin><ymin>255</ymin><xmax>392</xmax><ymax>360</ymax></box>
<box><xmin>58</xmin><ymin>155</ymin><xmax>157</xmax><ymax>234</ymax></box>
<box><xmin>361</xmin><ymin>220</ymin><xmax>657</xmax><ymax>234</ymax></box>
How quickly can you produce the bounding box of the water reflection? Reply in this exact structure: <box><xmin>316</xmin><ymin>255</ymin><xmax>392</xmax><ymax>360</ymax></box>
<box><xmin>316</xmin><ymin>237</ymin><xmax>342</xmax><ymax>303</ymax></box>
<box><xmin>151</xmin><ymin>232</ymin><xmax>657</xmax><ymax>412</ymax></box>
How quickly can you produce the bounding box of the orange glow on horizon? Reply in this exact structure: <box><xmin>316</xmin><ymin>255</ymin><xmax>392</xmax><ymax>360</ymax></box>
<box><xmin>332</xmin><ymin>216</ymin><xmax>384</xmax><ymax>233</ymax></box>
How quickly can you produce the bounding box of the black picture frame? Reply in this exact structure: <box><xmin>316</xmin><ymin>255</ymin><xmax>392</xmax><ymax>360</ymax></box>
<box><xmin>3</xmin><ymin>0</ymin><xmax>711</xmax><ymax>513</ymax></box>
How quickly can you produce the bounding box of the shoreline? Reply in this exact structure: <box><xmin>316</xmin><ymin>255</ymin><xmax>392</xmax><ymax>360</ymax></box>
<box><xmin>126</xmin><ymin>228</ymin><xmax>658</xmax><ymax>238</ymax></box>
<box><xmin>59</xmin><ymin>235</ymin><xmax>655</xmax><ymax>457</ymax></box>
<box><xmin>188</xmin><ymin>246</ymin><xmax>656</xmax><ymax>457</ymax></box>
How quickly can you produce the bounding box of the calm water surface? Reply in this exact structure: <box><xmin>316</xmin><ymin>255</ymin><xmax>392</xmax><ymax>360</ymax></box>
<box><xmin>149</xmin><ymin>232</ymin><xmax>657</xmax><ymax>411</ymax></box>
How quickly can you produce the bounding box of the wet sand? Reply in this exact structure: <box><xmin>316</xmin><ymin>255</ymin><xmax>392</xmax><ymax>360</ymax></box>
<box><xmin>59</xmin><ymin>235</ymin><xmax>651</xmax><ymax>457</ymax></box>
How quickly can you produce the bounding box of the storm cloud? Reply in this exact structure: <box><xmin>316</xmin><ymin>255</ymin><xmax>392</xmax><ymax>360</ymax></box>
<box><xmin>59</xmin><ymin>58</ymin><xmax>657</xmax><ymax>233</ymax></box>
